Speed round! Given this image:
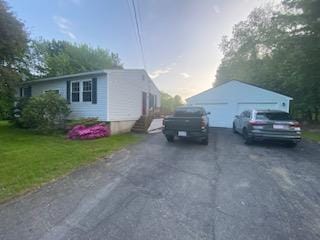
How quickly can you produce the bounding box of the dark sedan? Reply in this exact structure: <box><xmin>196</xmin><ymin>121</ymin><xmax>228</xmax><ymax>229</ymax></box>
<box><xmin>233</xmin><ymin>110</ymin><xmax>301</xmax><ymax>146</ymax></box>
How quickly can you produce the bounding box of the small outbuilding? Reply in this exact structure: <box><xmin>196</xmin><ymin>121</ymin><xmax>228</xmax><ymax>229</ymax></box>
<box><xmin>186</xmin><ymin>80</ymin><xmax>292</xmax><ymax>128</ymax></box>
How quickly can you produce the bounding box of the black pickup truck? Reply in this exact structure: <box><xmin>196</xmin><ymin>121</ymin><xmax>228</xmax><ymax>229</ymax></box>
<box><xmin>162</xmin><ymin>106</ymin><xmax>210</xmax><ymax>145</ymax></box>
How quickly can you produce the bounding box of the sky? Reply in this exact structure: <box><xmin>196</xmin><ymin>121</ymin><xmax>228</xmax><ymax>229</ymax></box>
<box><xmin>9</xmin><ymin>0</ymin><xmax>272</xmax><ymax>100</ymax></box>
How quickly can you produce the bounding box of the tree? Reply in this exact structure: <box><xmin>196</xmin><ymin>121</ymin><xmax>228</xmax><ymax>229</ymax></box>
<box><xmin>216</xmin><ymin>1</ymin><xmax>320</xmax><ymax>121</ymax></box>
<box><xmin>0</xmin><ymin>0</ymin><xmax>28</xmax><ymax>118</ymax></box>
<box><xmin>27</xmin><ymin>39</ymin><xmax>123</xmax><ymax>78</ymax></box>
<box><xmin>173</xmin><ymin>95</ymin><xmax>183</xmax><ymax>107</ymax></box>
<box><xmin>160</xmin><ymin>92</ymin><xmax>184</xmax><ymax>114</ymax></box>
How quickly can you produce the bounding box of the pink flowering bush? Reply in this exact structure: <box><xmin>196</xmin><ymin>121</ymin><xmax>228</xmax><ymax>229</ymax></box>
<box><xmin>68</xmin><ymin>123</ymin><xmax>111</xmax><ymax>140</ymax></box>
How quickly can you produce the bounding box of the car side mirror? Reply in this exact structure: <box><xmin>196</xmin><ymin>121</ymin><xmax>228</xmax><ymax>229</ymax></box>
<box><xmin>207</xmin><ymin>112</ymin><xmax>211</xmax><ymax>115</ymax></box>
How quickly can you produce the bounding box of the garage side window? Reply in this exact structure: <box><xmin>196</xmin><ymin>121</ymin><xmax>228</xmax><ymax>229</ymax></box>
<box><xmin>71</xmin><ymin>82</ymin><xmax>80</xmax><ymax>102</ymax></box>
<box><xmin>82</xmin><ymin>81</ymin><xmax>92</xmax><ymax>102</ymax></box>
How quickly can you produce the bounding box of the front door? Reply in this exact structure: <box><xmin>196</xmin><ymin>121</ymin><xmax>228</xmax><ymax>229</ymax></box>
<box><xmin>142</xmin><ymin>92</ymin><xmax>147</xmax><ymax>115</ymax></box>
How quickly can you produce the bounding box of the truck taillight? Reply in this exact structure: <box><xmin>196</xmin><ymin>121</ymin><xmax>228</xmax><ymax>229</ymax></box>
<box><xmin>201</xmin><ymin>117</ymin><xmax>206</xmax><ymax>129</ymax></box>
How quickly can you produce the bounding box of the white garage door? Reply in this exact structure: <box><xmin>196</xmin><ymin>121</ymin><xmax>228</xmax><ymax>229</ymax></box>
<box><xmin>198</xmin><ymin>102</ymin><xmax>280</xmax><ymax>128</ymax></box>
<box><xmin>237</xmin><ymin>103</ymin><xmax>279</xmax><ymax>114</ymax></box>
<box><xmin>201</xmin><ymin>103</ymin><xmax>232</xmax><ymax>128</ymax></box>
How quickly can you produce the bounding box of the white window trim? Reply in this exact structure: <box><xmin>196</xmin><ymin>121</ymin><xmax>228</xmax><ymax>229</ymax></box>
<box><xmin>70</xmin><ymin>79</ymin><xmax>93</xmax><ymax>103</ymax></box>
<box><xmin>82</xmin><ymin>80</ymin><xmax>92</xmax><ymax>102</ymax></box>
<box><xmin>71</xmin><ymin>80</ymin><xmax>80</xmax><ymax>102</ymax></box>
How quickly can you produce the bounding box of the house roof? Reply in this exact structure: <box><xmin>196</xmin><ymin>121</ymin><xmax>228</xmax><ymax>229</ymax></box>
<box><xmin>186</xmin><ymin>80</ymin><xmax>292</xmax><ymax>101</ymax></box>
<box><xmin>22</xmin><ymin>69</ymin><xmax>150</xmax><ymax>84</ymax></box>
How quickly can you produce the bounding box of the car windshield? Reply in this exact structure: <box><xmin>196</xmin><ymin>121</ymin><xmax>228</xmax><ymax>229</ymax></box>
<box><xmin>256</xmin><ymin>112</ymin><xmax>293</xmax><ymax>121</ymax></box>
<box><xmin>174</xmin><ymin>108</ymin><xmax>204</xmax><ymax>117</ymax></box>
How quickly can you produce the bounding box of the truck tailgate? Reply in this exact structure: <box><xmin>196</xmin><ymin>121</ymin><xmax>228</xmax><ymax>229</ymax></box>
<box><xmin>164</xmin><ymin>117</ymin><xmax>202</xmax><ymax>131</ymax></box>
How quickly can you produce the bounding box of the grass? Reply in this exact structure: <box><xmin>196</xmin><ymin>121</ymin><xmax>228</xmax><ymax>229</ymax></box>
<box><xmin>303</xmin><ymin>131</ymin><xmax>320</xmax><ymax>142</ymax></box>
<box><xmin>0</xmin><ymin>121</ymin><xmax>141</xmax><ymax>202</ymax></box>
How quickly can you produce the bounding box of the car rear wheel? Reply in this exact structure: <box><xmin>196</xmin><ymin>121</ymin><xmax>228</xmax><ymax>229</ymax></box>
<box><xmin>232</xmin><ymin>123</ymin><xmax>237</xmax><ymax>134</ymax></box>
<box><xmin>201</xmin><ymin>137</ymin><xmax>209</xmax><ymax>145</ymax></box>
<box><xmin>243</xmin><ymin>128</ymin><xmax>253</xmax><ymax>145</ymax></box>
<box><xmin>286</xmin><ymin>141</ymin><xmax>297</xmax><ymax>148</ymax></box>
<box><xmin>166</xmin><ymin>135</ymin><xmax>174</xmax><ymax>142</ymax></box>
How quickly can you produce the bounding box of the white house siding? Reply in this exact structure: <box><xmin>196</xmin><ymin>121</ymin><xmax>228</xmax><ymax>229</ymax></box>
<box><xmin>107</xmin><ymin>70</ymin><xmax>160</xmax><ymax>122</ymax></box>
<box><xmin>23</xmin><ymin>75</ymin><xmax>108</xmax><ymax>121</ymax></box>
<box><xmin>31</xmin><ymin>79</ymin><xmax>66</xmax><ymax>97</ymax></box>
<box><xmin>187</xmin><ymin>81</ymin><xmax>292</xmax><ymax>128</ymax></box>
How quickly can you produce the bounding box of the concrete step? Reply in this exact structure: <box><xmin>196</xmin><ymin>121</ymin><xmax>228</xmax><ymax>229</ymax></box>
<box><xmin>134</xmin><ymin>122</ymin><xmax>146</xmax><ymax>127</ymax></box>
<box><xmin>131</xmin><ymin>126</ymin><xmax>145</xmax><ymax>130</ymax></box>
<box><xmin>131</xmin><ymin>116</ymin><xmax>154</xmax><ymax>134</ymax></box>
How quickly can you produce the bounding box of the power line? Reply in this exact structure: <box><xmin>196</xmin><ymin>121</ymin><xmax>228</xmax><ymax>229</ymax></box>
<box><xmin>126</xmin><ymin>0</ymin><xmax>140</xmax><ymax>53</ymax></box>
<box><xmin>130</xmin><ymin>0</ymin><xmax>146</xmax><ymax>70</ymax></box>
<box><xmin>136</xmin><ymin>0</ymin><xmax>144</xmax><ymax>36</ymax></box>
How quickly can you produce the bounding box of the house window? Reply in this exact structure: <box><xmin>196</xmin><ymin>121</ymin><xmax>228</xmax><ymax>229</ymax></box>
<box><xmin>45</xmin><ymin>89</ymin><xmax>59</xmax><ymax>95</ymax></box>
<box><xmin>71</xmin><ymin>82</ymin><xmax>80</xmax><ymax>102</ymax></box>
<box><xmin>82</xmin><ymin>81</ymin><xmax>92</xmax><ymax>102</ymax></box>
<box><xmin>22</xmin><ymin>86</ymin><xmax>32</xmax><ymax>97</ymax></box>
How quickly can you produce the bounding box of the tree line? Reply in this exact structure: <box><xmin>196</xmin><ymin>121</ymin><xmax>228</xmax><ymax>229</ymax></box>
<box><xmin>216</xmin><ymin>0</ymin><xmax>320</xmax><ymax>122</ymax></box>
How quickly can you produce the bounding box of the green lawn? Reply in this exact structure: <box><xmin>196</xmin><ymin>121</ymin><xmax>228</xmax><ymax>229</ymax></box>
<box><xmin>0</xmin><ymin>121</ymin><xmax>141</xmax><ymax>202</ymax></box>
<box><xmin>303</xmin><ymin>131</ymin><xmax>320</xmax><ymax>142</ymax></box>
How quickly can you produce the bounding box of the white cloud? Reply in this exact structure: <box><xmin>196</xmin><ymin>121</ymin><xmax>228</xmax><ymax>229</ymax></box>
<box><xmin>149</xmin><ymin>61</ymin><xmax>178</xmax><ymax>79</ymax></box>
<box><xmin>180</xmin><ymin>72</ymin><xmax>191</xmax><ymax>79</ymax></box>
<box><xmin>149</xmin><ymin>68</ymin><xmax>171</xmax><ymax>79</ymax></box>
<box><xmin>53</xmin><ymin>16</ymin><xmax>77</xmax><ymax>40</ymax></box>
<box><xmin>213</xmin><ymin>5</ymin><xmax>221</xmax><ymax>14</ymax></box>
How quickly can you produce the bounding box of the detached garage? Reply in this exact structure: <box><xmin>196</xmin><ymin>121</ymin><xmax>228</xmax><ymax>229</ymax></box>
<box><xmin>186</xmin><ymin>80</ymin><xmax>292</xmax><ymax>128</ymax></box>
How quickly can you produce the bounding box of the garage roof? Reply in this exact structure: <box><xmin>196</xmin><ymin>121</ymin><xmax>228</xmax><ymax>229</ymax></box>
<box><xmin>186</xmin><ymin>80</ymin><xmax>292</xmax><ymax>102</ymax></box>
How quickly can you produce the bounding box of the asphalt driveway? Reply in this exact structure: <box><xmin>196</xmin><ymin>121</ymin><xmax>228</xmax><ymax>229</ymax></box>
<box><xmin>1</xmin><ymin>129</ymin><xmax>320</xmax><ymax>240</ymax></box>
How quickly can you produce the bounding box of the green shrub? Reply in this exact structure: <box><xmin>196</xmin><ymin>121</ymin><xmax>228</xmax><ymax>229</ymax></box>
<box><xmin>15</xmin><ymin>92</ymin><xmax>71</xmax><ymax>132</ymax></box>
<box><xmin>11</xmin><ymin>97</ymin><xmax>30</xmax><ymax>126</ymax></box>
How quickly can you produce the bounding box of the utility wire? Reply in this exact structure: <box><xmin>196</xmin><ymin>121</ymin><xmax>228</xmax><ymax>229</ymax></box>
<box><xmin>130</xmin><ymin>0</ymin><xmax>146</xmax><ymax>70</ymax></box>
<box><xmin>126</xmin><ymin>0</ymin><xmax>140</xmax><ymax>54</ymax></box>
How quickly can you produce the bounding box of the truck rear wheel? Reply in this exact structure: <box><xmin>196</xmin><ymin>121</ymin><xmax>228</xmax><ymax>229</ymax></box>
<box><xmin>166</xmin><ymin>135</ymin><xmax>174</xmax><ymax>142</ymax></box>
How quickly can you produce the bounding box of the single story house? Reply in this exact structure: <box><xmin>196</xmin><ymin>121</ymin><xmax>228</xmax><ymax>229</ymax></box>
<box><xmin>186</xmin><ymin>80</ymin><xmax>292</xmax><ymax>128</ymax></box>
<box><xmin>18</xmin><ymin>69</ymin><xmax>161</xmax><ymax>134</ymax></box>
